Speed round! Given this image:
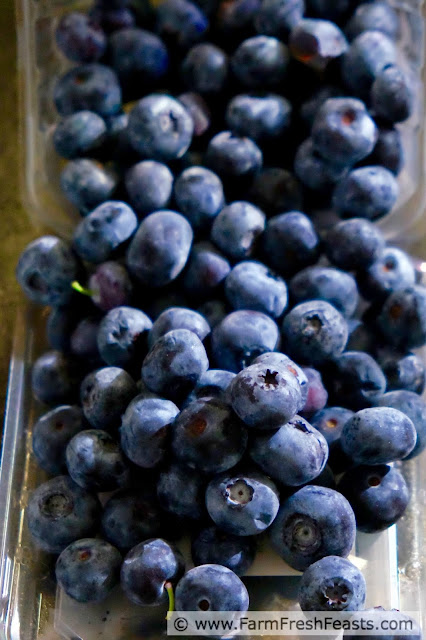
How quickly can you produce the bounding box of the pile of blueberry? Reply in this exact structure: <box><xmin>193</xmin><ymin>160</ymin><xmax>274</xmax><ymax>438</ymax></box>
<box><xmin>13</xmin><ymin>0</ymin><xmax>426</xmax><ymax>632</ymax></box>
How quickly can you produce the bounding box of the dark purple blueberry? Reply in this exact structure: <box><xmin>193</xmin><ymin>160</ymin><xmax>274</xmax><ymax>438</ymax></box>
<box><xmin>70</xmin><ymin>316</ymin><xmax>102</xmax><ymax>365</ymax></box>
<box><xmin>301</xmin><ymin>367</ymin><xmax>328</xmax><ymax>415</ymax></box>
<box><xmin>175</xmin><ymin>564</ymin><xmax>249</xmax><ymax>612</ymax></box>
<box><xmin>211</xmin><ymin>201</ymin><xmax>265</xmax><ymax>260</ymax></box>
<box><xmin>157</xmin><ymin>463</ymin><xmax>207</xmax><ymax>519</ymax></box>
<box><xmin>197</xmin><ymin>299</ymin><xmax>227</xmax><ymax>328</ymax></box>
<box><xmin>254</xmin><ymin>0</ymin><xmax>305</xmax><ymax>40</ymax></box>
<box><xmin>226</xmin><ymin>93</ymin><xmax>292</xmax><ymax>142</ymax></box>
<box><xmin>54</xmin><ymin>63</ymin><xmax>122</xmax><ymax>116</ymax></box>
<box><xmin>55</xmin><ymin>12</ymin><xmax>107</xmax><ymax>63</ymax></box>
<box><xmin>109</xmin><ymin>27</ymin><xmax>169</xmax><ymax>89</ymax></box>
<box><xmin>290</xmin><ymin>19</ymin><xmax>348</xmax><ymax>71</ymax></box>
<box><xmin>205</xmin><ymin>132</ymin><xmax>263</xmax><ymax>181</ymax></box>
<box><xmin>324</xmin><ymin>218</ymin><xmax>385</xmax><ymax>271</ymax></box>
<box><xmin>376</xmin><ymin>390</ymin><xmax>426</xmax><ymax>460</ymax></box>
<box><xmin>311</xmin><ymin>407</ymin><xmax>354</xmax><ymax>447</ymax></box>
<box><xmin>125</xmin><ymin>161</ymin><xmax>174</xmax><ymax>216</ymax></box>
<box><xmin>89</xmin><ymin>261</ymin><xmax>133</xmax><ymax>312</ymax></box>
<box><xmin>89</xmin><ymin>4</ymin><xmax>136</xmax><ymax>32</ymax></box>
<box><xmin>183</xmin><ymin>243</ymin><xmax>231</xmax><ymax>299</ymax></box>
<box><xmin>97</xmin><ymin>306</ymin><xmax>152</xmax><ymax>370</ymax></box>
<box><xmin>186</xmin><ymin>369</ymin><xmax>236</xmax><ymax>405</ymax></box>
<box><xmin>80</xmin><ymin>366</ymin><xmax>137</xmax><ymax>430</ymax></box>
<box><xmin>300</xmin><ymin>85</ymin><xmax>343</xmax><ymax>130</ymax></box>
<box><xmin>60</xmin><ymin>159</ymin><xmax>119</xmax><ymax>215</ymax></box>
<box><xmin>178</xmin><ymin>92</ymin><xmax>211</xmax><ymax>137</ymax></box>
<box><xmin>346</xmin><ymin>319</ymin><xmax>376</xmax><ymax>354</ymax></box>
<box><xmin>181</xmin><ymin>43</ymin><xmax>229</xmax><ymax>93</ymax></box>
<box><xmin>345</xmin><ymin>2</ymin><xmax>399</xmax><ymax>42</ymax></box>
<box><xmin>262</xmin><ymin>211</ymin><xmax>320</xmax><ymax>276</ymax></box>
<box><xmin>46</xmin><ymin>305</ymin><xmax>82</xmax><ymax>352</ymax></box>
<box><xmin>156</xmin><ymin>0</ymin><xmax>209</xmax><ymax>49</ymax></box>
<box><xmin>250</xmin><ymin>168</ymin><xmax>304</xmax><ymax>215</ymax></box>
<box><xmin>294</xmin><ymin>138</ymin><xmax>347</xmax><ymax>193</ymax></box>
<box><xmin>191</xmin><ymin>527</ymin><xmax>255</xmax><ymax>576</ymax></box>
<box><xmin>149</xmin><ymin>307</ymin><xmax>210</xmax><ymax>348</ymax></box>
<box><xmin>32</xmin><ymin>350</ymin><xmax>81</xmax><ymax>406</ymax></box>
<box><xmin>306</xmin><ymin>0</ymin><xmax>353</xmax><ymax>21</ymax></box>
<box><xmin>225</xmin><ymin>260</ymin><xmax>288</xmax><ymax>318</ymax></box>
<box><xmin>216</xmin><ymin>0</ymin><xmax>260</xmax><ymax>42</ymax></box>
<box><xmin>289</xmin><ymin>266</ymin><xmax>359</xmax><ymax>318</ymax></box>
<box><xmin>326</xmin><ymin>351</ymin><xmax>386</xmax><ymax>409</ymax></box>
<box><xmin>333</xmin><ymin>165</ymin><xmax>399</xmax><ymax>221</ymax></box>
<box><xmin>371</xmin><ymin>64</ymin><xmax>414</xmax><ymax>124</ymax></box>
<box><xmin>253</xmin><ymin>352</ymin><xmax>309</xmax><ymax>404</ymax></box>
<box><xmin>53</xmin><ymin>110</ymin><xmax>107</xmax><ymax>159</ymax></box>
<box><xmin>174</xmin><ymin>167</ymin><xmax>225</xmax><ymax>231</ymax></box>
<box><xmin>380</xmin><ymin>351</ymin><xmax>425</xmax><ymax>395</ymax></box>
<box><xmin>231</xmin><ymin>36</ymin><xmax>289</xmax><ymax>88</ymax></box>
<box><xmin>358</xmin><ymin>247</ymin><xmax>416</xmax><ymax>302</ymax></box>
<box><xmin>363</xmin><ymin>126</ymin><xmax>404</xmax><ymax>175</ymax></box>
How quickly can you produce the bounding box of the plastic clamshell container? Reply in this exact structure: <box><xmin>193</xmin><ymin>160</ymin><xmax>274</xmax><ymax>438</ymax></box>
<box><xmin>1</xmin><ymin>0</ymin><xmax>426</xmax><ymax>638</ymax></box>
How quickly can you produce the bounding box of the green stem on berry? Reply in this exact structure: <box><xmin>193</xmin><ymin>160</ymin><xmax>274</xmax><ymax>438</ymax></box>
<box><xmin>71</xmin><ymin>280</ymin><xmax>94</xmax><ymax>297</ymax></box>
<box><xmin>165</xmin><ymin>581</ymin><xmax>175</xmax><ymax>620</ymax></box>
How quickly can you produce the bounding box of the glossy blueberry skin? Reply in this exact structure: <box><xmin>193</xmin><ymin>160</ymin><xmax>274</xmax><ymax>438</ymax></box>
<box><xmin>97</xmin><ymin>306</ymin><xmax>152</xmax><ymax>370</ymax></box>
<box><xmin>250</xmin><ymin>169</ymin><xmax>303</xmax><ymax>216</ymax></box>
<box><xmin>226</xmin><ymin>93</ymin><xmax>291</xmax><ymax>142</ymax></box>
<box><xmin>380</xmin><ymin>352</ymin><xmax>425</xmax><ymax>395</ymax></box>
<box><xmin>211</xmin><ymin>201</ymin><xmax>265</xmax><ymax>261</ymax></box>
<box><xmin>53</xmin><ymin>111</ymin><xmax>106</xmax><ymax>159</ymax></box>
<box><xmin>197</xmin><ymin>299</ymin><xmax>227</xmax><ymax>328</ymax></box>
<box><xmin>32</xmin><ymin>405</ymin><xmax>86</xmax><ymax>476</ymax></box>
<box><xmin>372</xmin><ymin>65</ymin><xmax>414</xmax><ymax>124</ymax></box>
<box><xmin>55</xmin><ymin>12</ymin><xmax>106</xmax><ymax>63</ymax></box>
<box><xmin>206</xmin><ymin>471</ymin><xmax>280</xmax><ymax>536</ymax></box>
<box><xmin>174</xmin><ymin>167</ymin><xmax>225</xmax><ymax>231</ymax></box>
<box><xmin>32</xmin><ymin>351</ymin><xmax>81</xmax><ymax>406</ymax></box>
<box><xmin>56</xmin><ymin>538</ymin><xmax>121</xmax><ymax>603</ymax></box>
<box><xmin>80</xmin><ymin>366</ymin><xmax>137</xmax><ymax>430</ymax></box>
<box><xmin>254</xmin><ymin>0</ymin><xmax>305</xmax><ymax>39</ymax></box>
<box><xmin>376</xmin><ymin>390</ymin><xmax>426</xmax><ymax>459</ymax></box>
<box><xmin>290</xmin><ymin>266</ymin><xmax>359</xmax><ymax>319</ymax></box>
<box><xmin>326</xmin><ymin>351</ymin><xmax>386</xmax><ymax>409</ymax></box>
<box><xmin>157</xmin><ymin>463</ymin><xmax>207</xmax><ymax>519</ymax></box>
<box><xmin>89</xmin><ymin>261</ymin><xmax>133</xmax><ymax>312</ymax></box>
<box><xmin>262</xmin><ymin>212</ymin><xmax>320</xmax><ymax>276</ymax></box>
<box><xmin>270</xmin><ymin>486</ymin><xmax>355</xmax><ymax>571</ymax></box>
<box><xmin>109</xmin><ymin>28</ymin><xmax>169</xmax><ymax>89</ymax></box>
<box><xmin>341</xmin><ymin>407</ymin><xmax>416</xmax><ymax>464</ymax></box>
<box><xmin>378</xmin><ymin>285</ymin><xmax>426</xmax><ymax>351</ymax></box>
<box><xmin>341</xmin><ymin>30</ymin><xmax>396</xmax><ymax>99</ymax></box>
<box><xmin>312</xmin><ymin>98</ymin><xmax>377</xmax><ymax>167</ymax></box>
<box><xmin>172</xmin><ymin>397</ymin><xmax>247</xmax><ymax>473</ymax></box>
<box><xmin>325</xmin><ymin>218</ymin><xmax>385</xmax><ymax>271</ymax></box>
<box><xmin>301</xmin><ymin>367</ymin><xmax>328</xmax><ymax>415</ymax></box>
<box><xmin>338</xmin><ymin>464</ymin><xmax>410</xmax><ymax>533</ymax></box>
<box><xmin>60</xmin><ymin>159</ymin><xmax>118</xmax><ymax>215</ymax></box>
<box><xmin>182</xmin><ymin>43</ymin><xmax>228</xmax><ymax>93</ymax></box>
<box><xmin>311</xmin><ymin>407</ymin><xmax>354</xmax><ymax>447</ymax></box>
<box><xmin>345</xmin><ymin>2</ymin><xmax>399</xmax><ymax>42</ymax></box>
<box><xmin>251</xmin><ymin>415</ymin><xmax>328</xmax><ymax>486</ymax></box>
<box><xmin>125</xmin><ymin>161</ymin><xmax>173</xmax><ymax>216</ymax></box>
<box><xmin>54</xmin><ymin>63</ymin><xmax>122</xmax><ymax>117</ymax></box>
<box><xmin>156</xmin><ymin>0</ymin><xmax>209</xmax><ymax>49</ymax></box>
<box><xmin>178</xmin><ymin>92</ymin><xmax>211</xmax><ymax>137</ymax></box>
<box><xmin>142</xmin><ymin>329</ymin><xmax>209</xmax><ymax>402</ymax></box>
<box><xmin>205</xmin><ymin>132</ymin><xmax>263</xmax><ymax>181</ymax></box>
<box><xmin>27</xmin><ymin>476</ymin><xmax>101</xmax><ymax>554</ymax></box>
<box><xmin>176</xmin><ymin>564</ymin><xmax>249</xmax><ymax>612</ymax></box>
<box><xmin>232</xmin><ymin>36</ymin><xmax>289</xmax><ymax>88</ymax></box>
<box><xmin>290</xmin><ymin>19</ymin><xmax>348</xmax><ymax>71</ymax></box>
<box><xmin>225</xmin><ymin>261</ymin><xmax>288</xmax><ymax>318</ymax></box>
<box><xmin>16</xmin><ymin>235</ymin><xmax>79</xmax><ymax>306</ymax></box>
<box><xmin>230</xmin><ymin>362</ymin><xmax>303</xmax><ymax>430</ymax></box>
<box><xmin>192</xmin><ymin>526</ymin><xmax>255</xmax><ymax>576</ymax></box>
<box><xmin>282</xmin><ymin>300</ymin><xmax>348</xmax><ymax>366</ymax></box>
<box><xmin>298</xmin><ymin>555</ymin><xmax>366</xmax><ymax>612</ymax></box>
<box><xmin>333</xmin><ymin>166</ymin><xmax>399</xmax><ymax>221</ymax></box>
<box><xmin>149</xmin><ymin>307</ymin><xmax>210</xmax><ymax>348</ymax></box>
<box><xmin>358</xmin><ymin>247</ymin><xmax>416</xmax><ymax>302</ymax></box>
<box><xmin>121</xmin><ymin>538</ymin><xmax>185</xmax><ymax>606</ymax></box>
<box><xmin>127</xmin><ymin>94</ymin><xmax>193</xmax><ymax>161</ymax></box>
<box><xmin>294</xmin><ymin>138</ymin><xmax>347</xmax><ymax>193</ymax></box>
<box><xmin>212</xmin><ymin>310</ymin><xmax>280</xmax><ymax>372</ymax></box>
<box><xmin>253</xmin><ymin>352</ymin><xmax>309</xmax><ymax>404</ymax></box>
<box><xmin>365</xmin><ymin>126</ymin><xmax>404</xmax><ymax>175</ymax></box>
<box><xmin>183</xmin><ymin>243</ymin><xmax>231</xmax><ymax>299</ymax></box>
<box><xmin>126</xmin><ymin>211</ymin><xmax>193</xmax><ymax>287</ymax></box>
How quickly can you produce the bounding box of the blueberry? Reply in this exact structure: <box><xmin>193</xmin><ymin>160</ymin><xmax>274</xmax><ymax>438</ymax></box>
<box><xmin>120</xmin><ymin>396</ymin><xmax>179</xmax><ymax>467</ymax></box>
<box><xmin>55</xmin><ymin>12</ymin><xmax>107</xmax><ymax>63</ymax></box>
<box><xmin>56</xmin><ymin>538</ymin><xmax>121</xmax><ymax>602</ymax></box>
<box><xmin>156</xmin><ymin>0</ymin><xmax>209</xmax><ymax>49</ymax></box>
<box><xmin>345</xmin><ymin>610</ymin><xmax>421</xmax><ymax>640</ymax></box>
<box><xmin>270</xmin><ymin>486</ymin><xmax>355</xmax><ymax>570</ymax></box>
<box><xmin>231</xmin><ymin>36</ymin><xmax>289</xmax><ymax>88</ymax></box>
<box><xmin>216</xmin><ymin>0</ymin><xmax>261</xmax><ymax>42</ymax></box>
<box><xmin>282</xmin><ymin>300</ymin><xmax>348</xmax><ymax>366</ymax></box>
<box><xmin>324</xmin><ymin>218</ymin><xmax>385</xmax><ymax>271</ymax></box>
<box><xmin>380</xmin><ymin>351</ymin><xmax>425</xmax><ymax>395</ymax></box>
<box><xmin>174</xmin><ymin>167</ymin><xmax>225</xmax><ymax>231</ymax></box>
<box><xmin>192</xmin><ymin>526</ymin><xmax>255</xmax><ymax>576</ymax></box>
<box><xmin>251</xmin><ymin>415</ymin><xmax>328</xmax><ymax>486</ymax></box>
<box><xmin>290</xmin><ymin>266</ymin><xmax>359</xmax><ymax>318</ymax></box>
<box><xmin>253</xmin><ymin>352</ymin><xmax>309</xmax><ymax>403</ymax></box>
<box><xmin>305</xmin><ymin>0</ymin><xmax>353</xmax><ymax>21</ymax></box>
<box><xmin>345</xmin><ymin>2</ymin><xmax>399</xmax><ymax>42</ymax></box>
<box><xmin>142</xmin><ymin>329</ymin><xmax>209</xmax><ymax>401</ymax></box>
<box><xmin>341</xmin><ymin>407</ymin><xmax>416</xmax><ymax>464</ymax></box>
<box><xmin>197</xmin><ymin>299</ymin><xmax>227</xmax><ymax>328</ymax></box>
<box><xmin>376</xmin><ymin>390</ymin><xmax>426</xmax><ymax>459</ymax></box>
<box><xmin>230</xmin><ymin>361</ymin><xmax>303</xmax><ymax>429</ymax></box>
<box><xmin>80</xmin><ymin>366</ymin><xmax>137</xmax><ymax>430</ymax></box>
<box><xmin>90</xmin><ymin>4</ymin><xmax>136</xmax><ymax>33</ymax></box>
<box><xmin>172</xmin><ymin>397</ymin><xmax>247</xmax><ymax>473</ymax></box>
<box><xmin>178</xmin><ymin>92</ymin><xmax>211</xmax><ymax>137</ymax></box>
<box><xmin>337</xmin><ymin>464</ymin><xmax>410</xmax><ymax>533</ymax></box>
<box><xmin>97</xmin><ymin>306</ymin><xmax>152</xmax><ymax>370</ymax></box>
<box><xmin>206</xmin><ymin>471</ymin><xmax>279</xmax><ymax>536</ymax></box>
<box><xmin>226</xmin><ymin>93</ymin><xmax>292</xmax><ymax>142</ymax></box>
<box><xmin>254</xmin><ymin>0</ymin><xmax>305</xmax><ymax>39</ymax></box>
<box><xmin>109</xmin><ymin>28</ymin><xmax>169</xmax><ymax>89</ymax></box>
<box><xmin>182</xmin><ymin>43</ymin><xmax>229</xmax><ymax>93</ymax></box>
<box><xmin>326</xmin><ymin>351</ymin><xmax>386</xmax><ymax>409</ymax></box>
<box><xmin>126</xmin><ymin>211</ymin><xmax>193</xmax><ymax>286</ymax></box>
<box><xmin>157</xmin><ymin>463</ymin><xmax>207</xmax><ymax>519</ymax></box>
<box><xmin>225</xmin><ymin>261</ymin><xmax>288</xmax><ymax>318</ymax></box>
<box><xmin>298</xmin><ymin>555</ymin><xmax>366</xmax><ymax>611</ymax></box>
<box><xmin>27</xmin><ymin>476</ymin><xmax>101</xmax><ymax>554</ymax></box>
<box><xmin>175</xmin><ymin>564</ymin><xmax>249</xmax><ymax>612</ymax></box>
<box><xmin>32</xmin><ymin>350</ymin><xmax>81</xmax><ymax>405</ymax></box>
<box><xmin>89</xmin><ymin>261</ymin><xmax>133</xmax><ymax>312</ymax></box>
<box><xmin>341</xmin><ymin>30</ymin><xmax>396</xmax><ymax>99</ymax></box>
<box><xmin>379</xmin><ymin>285</ymin><xmax>426</xmax><ymax>350</ymax></box>
<box><xmin>346</xmin><ymin>319</ymin><xmax>376</xmax><ymax>354</ymax></box>
<box><xmin>127</xmin><ymin>94</ymin><xmax>193</xmax><ymax>160</ymax></box>
<box><xmin>149</xmin><ymin>307</ymin><xmax>210</xmax><ymax>347</ymax></box>
<box><xmin>358</xmin><ymin>247</ymin><xmax>416</xmax><ymax>302</ymax></box>
<box><xmin>212</xmin><ymin>310</ymin><xmax>280</xmax><ymax>372</ymax></box>
<box><xmin>300</xmin><ymin>85</ymin><xmax>343</xmax><ymax>130</ymax></box>
<box><xmin>183</xmin><ymin>243</ymin><xmax>231</xmax><ymax>299</ymax></box>
<box><xmin>262</xmin><ymin>211</ymin><xmax>320</xmax><ymax>276</ymax></box>
<box><xmin>60</xmin><ymin>159</ymin><xmax>119</xmax><ymax>215</ymax></box>
<box><xmin>16</xmin><ymin>235</ymin><xmax>79</xmax><ymax>306</ymax></box>
<box><xmin>364</xmin><ymin>126</ymin><xmax>404</xmax><ymax>175</ymax></box>
<box><xmin>250</xmin><ymin>168</ymin><xmax>303</xmax><ymax>215</ymax></box>
<box><xmin>211</xmin><ymin>201</ymin><xmax>265</xmax><ymax>260</ymax></box>
<box><xmin>290</xmin><ymin>19</ymin><xmax>348</xmax><ymax>71</ymax></box>
<box><xmin>46</xmin><ymin>305</ymin><xmax>83</xmax><ymax>352</ymax></box>
<box><xmin>53</xmin><ymin>111</ymin><xmax>107</xmax><ymax>159</ymax></box>
<box><xmin>371</xmin><ymin>64</ymin><xmax>414</xmax><ymax>124</ymax></box>
<box><xmin>300</xmin><ymin>367</ymin><xmax>328</xmax><ymax>415</ymax></box>
<box><xmin>186</xmin><ymin>369</ymin><xmax>236</xmax><ymax>404</ymax></box>
<box><xmin>70</xmin><ymin>316</ymin><xmax>102</xmax><ymax>365</ymax></box>
<box><xmin>125</xmin><ymin>161</ymin><xmax>174</xmax><ymax>216</ymax></box>
<box><xmin>312</xmin><ymin>98</ymin><xmax>378</xmax><ymax>167</ymax></box>
<box><xmin>205</xmin><ymin>132</ymin><xmax>263</xmax><ymax>181</ymax></box>
<box><xmin>333</xmin><ymin>165</ymin><xmax>399</xmax><ymax>221</ymax></box>
<box><xmin>311</xmin><ymin>406</ymin><xmax>354</xmax><ymax>447</ymax></box>
<box><xmin>54</xmin><ymin>64</ymin><xmax>122</xmax><ymax>117</ymax></box>
<box><xmin>294</xmin><ymin>138</ymin><xmax>347</xmax><ymax>193</ymax></box>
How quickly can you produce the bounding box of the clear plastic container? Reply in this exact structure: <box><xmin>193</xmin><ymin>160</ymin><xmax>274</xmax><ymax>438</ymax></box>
<box><xmin>2</xmin><ymin>0</ymin><xmax>426</xmax><ymax>638</ymax></box>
